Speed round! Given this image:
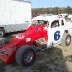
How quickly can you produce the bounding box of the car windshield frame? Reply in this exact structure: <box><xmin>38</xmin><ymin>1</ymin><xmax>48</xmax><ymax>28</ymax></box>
<box><xmin>32</xmin><ymin>20</ymin><xmax>48</xmax><ymax>25</ymax></box>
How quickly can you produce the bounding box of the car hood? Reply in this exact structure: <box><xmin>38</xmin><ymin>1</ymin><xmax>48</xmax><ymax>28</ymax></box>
<box><xmin>15</xmin><ymin>25</ymin><xmax>39</xmax><ymax>38</ymax></box>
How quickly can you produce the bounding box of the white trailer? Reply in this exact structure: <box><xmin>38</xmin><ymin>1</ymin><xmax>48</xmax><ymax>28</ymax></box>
<box><xmin>0</xmin><ymin>0</ymin><xmax>31</xmax><ymax>37</ymax></box>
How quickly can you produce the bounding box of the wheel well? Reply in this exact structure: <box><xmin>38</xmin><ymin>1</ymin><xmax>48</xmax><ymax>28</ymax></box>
<box><xmin>33</xmin><ymin>41</ymin><xmax>38</xmax><ymax>47</ymax></box>
<box><xmin>0</xmin><ymin>27</ymin><xmax>5</xmax><ymax>32</ymax></box>
<box><xmin>65</xmin><ymin>30</ymin><xmax>68</xmax><ymax>33</ymax></box>
<box><xmin>0</xmin><ymin>27</ymin><xmax>4</xmax><ymax>29</ymax></box>
<box><xmin>0</xmin><ymin>27</ymin><xmax>5</xmax><ymax>37</ymax></box>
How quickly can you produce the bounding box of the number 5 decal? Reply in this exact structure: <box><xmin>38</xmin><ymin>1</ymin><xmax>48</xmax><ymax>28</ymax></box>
<box><xmin>54</xmin><ymin>31</ymin><xmax>60</xmax><ymax>41</ymax></box>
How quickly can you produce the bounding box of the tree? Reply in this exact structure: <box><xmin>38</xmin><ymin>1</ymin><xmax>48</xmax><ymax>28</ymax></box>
<box><xmin>52</xmin><ymin>7</ymin><xmax>62</xmax><ymax>14</ymax></box>
<box><xmin>32</xmin><ymin>6</ymin><xmax>72</xmax><ymax>17</ymax></box>
<box><xmin>65</xmin><ymin>6</ymin><xmax>72</xmax><ymax>14</ymax></box>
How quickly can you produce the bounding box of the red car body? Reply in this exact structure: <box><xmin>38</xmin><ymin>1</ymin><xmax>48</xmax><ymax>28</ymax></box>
<box><xmin>0</xmin><ymin>24</ymin><xmax>48</xmax><ymax>64</ymax></box>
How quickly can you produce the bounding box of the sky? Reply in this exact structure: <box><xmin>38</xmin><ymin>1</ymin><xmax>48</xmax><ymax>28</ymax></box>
<box><xmin>26</xmin><ymin>0</ymin><xmax>72</xmax><ymax>8</ymax></box>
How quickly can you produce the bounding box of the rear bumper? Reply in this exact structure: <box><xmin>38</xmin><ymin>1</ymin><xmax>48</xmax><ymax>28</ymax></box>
<box><xmin>0</xmin><ymin>45</ymin><xmax>16</xmax><ymax>64</ymax></box>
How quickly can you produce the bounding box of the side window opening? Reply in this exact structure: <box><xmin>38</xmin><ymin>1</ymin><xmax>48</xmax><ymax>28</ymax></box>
<box><xmin>51</xmin><ymin>20</ymin><xmax>59</xmax><ymax>28</ymax></box>
<box><xmin>61</xmin><ymin>20</ymin><xmax>64</xmax><ymax>26</ymax></box>
<box><xmin>44</xmin><ymin>21</ymin><xmax>47</xmax><ymax>24</ymax></box>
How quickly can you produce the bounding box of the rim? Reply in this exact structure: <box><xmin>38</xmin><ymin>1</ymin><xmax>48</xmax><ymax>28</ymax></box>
<box><xmin>24</xmin><ymin>50</ymin><xmax>34</xmax><ymax>64</ymax></box>
<box><xmin>0</xmin><ymin>31</ymin><xmax>3</xmax><ymax>37</ymax></box>
<box><xmin>66</xmin><ymin>36</ymin><xmax>71</xmax><ymax>45</ymax></box>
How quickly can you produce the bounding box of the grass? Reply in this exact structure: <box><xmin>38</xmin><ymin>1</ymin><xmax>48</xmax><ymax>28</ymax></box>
<box><xmin>65</xmin><ymin>55</ymin><xmax>72</xmax><ymax>62</ymax></box>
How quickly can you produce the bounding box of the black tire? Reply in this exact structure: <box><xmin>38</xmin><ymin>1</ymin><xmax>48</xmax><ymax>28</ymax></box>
<box><xmin>15</xmin><ymin>45</ymin><xmax>36</xmax><ymax>66</ymax></box>
<box><xmin>61</xmin><ymin>33</ymin><xmax>71</xmax><ymax>46</ymax></box>
<box><xmin>0</xmin><ymin>28</ymin><xmax>5</xmax><ymax>37</ymax></box>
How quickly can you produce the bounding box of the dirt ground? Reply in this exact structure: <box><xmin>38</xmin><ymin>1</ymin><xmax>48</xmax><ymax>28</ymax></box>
<box><xmin>0</xmin><ymin>39</ymin><xmax>72</xmax><ymax>72</ymax></box>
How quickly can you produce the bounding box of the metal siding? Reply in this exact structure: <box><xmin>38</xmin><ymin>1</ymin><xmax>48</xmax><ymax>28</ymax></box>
<box><xmin>0</xmin><ymin>0</ymin><xmax>31</xmax><ymax>32</ymax></box>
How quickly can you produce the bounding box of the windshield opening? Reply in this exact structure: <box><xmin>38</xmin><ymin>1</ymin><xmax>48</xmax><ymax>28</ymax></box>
<box><xmin>32</xmin><ymin>20</ymin><xmax>48</xmax><ymax>25</ymax></box>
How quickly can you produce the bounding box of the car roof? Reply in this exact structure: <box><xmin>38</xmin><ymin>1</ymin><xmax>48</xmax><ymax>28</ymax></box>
<box><xmin>32</xmin><ymin>15</ymin><xmax>63</xmax><ymax>22</ymax></box>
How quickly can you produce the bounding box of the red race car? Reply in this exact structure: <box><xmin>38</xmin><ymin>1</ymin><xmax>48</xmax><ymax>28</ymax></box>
<box><xmin>0</xmin><ymin>15</ymin><xmax>71</xmax><ymax>66</ymax></box>
<box><xmin>0</xmin><ymin>20</ymin><xmax>48</xmax><ymax>66</ymax></box>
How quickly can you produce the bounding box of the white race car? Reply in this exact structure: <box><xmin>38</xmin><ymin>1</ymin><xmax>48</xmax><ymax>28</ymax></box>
<box><xmin>32</xmin><ymin>15</ymin><xmax>72</xmax><ymax>48</ymax></box>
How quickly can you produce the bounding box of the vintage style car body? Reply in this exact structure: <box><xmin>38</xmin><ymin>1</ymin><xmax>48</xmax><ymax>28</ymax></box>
<box><xmin>0</xmin><ymin>15</ymin><xmax>72</xmax><ymax>66</ymax></box>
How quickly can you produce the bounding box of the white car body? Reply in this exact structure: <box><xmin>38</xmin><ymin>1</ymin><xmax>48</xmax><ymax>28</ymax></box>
<box><xmin>32</xmin><ymin>15</ymin><xmax>72</xmax><ymax>48</ymax></box>
<box><xmin>67</xmin><ymin>15</ymin><xmax>72</xmax><ymax>20</ymax></box>
<box><xmin>58</xmin><ymin>13</ymin><xmax>68</xmax><ymax>18</ymax></box>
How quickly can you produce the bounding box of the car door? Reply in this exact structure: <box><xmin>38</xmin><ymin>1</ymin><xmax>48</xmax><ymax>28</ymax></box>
<box><xmin>47</xmin><ymin>19</ymin><xmax>64</xmax><ymax>47</ymax></box>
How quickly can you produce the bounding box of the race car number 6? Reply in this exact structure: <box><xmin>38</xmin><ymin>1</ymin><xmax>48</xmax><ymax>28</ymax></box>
<box><xmin>54</xmin><ymin>31</ymin><xmax>60</xmax><ymax>41</ymax></box>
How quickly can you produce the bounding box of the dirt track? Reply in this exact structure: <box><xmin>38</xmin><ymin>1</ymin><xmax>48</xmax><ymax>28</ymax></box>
<box><xmin>1</xmin><ymin>23</ymin><xmax>72</xmax><ymax>72</ymax></box>
<box><xmin>0</xmin><ymin>41</ymin><xmax>72</xmax><ymax>72</ymax></box>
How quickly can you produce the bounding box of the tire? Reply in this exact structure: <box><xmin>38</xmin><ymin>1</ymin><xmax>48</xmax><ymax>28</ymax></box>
<box><xmin>61</xmin><ymin>33</ymin><xmax>71</xmax><ymax>46</ymax></box>
<box><xmin>15</xmin><ymin>45</ymin><xmax>36</xmax><ymax>66</ymax></box>
<box><xmin>0</xmin><ymin>28</ymin><xmax>5</xmax><ymax>37</ymax></box>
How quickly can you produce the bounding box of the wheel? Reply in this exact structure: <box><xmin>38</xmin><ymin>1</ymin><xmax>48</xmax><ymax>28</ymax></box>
<box><xmin>65</xmin><ymin>34</ymin><xmax>71</xmax><ymax>46</ymax></box>
<box><xmin>61</xmin><ymin>33</ymin><xmax>71</xmax><ymax>46</ymax></box>
<box><xmin>0</xmin><ymin>28</ymin><xmax>5</xmax><ymax>37</ymax></box>
<box><xmin>15</xmin><ymin>46</ymin><xmax>36</xmax><ymax>66</ymax></box>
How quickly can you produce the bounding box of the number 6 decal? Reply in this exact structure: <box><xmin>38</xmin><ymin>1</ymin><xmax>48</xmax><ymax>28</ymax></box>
<box><xmin>54</xmin><ymin>31</ymin><xmax>60</xmax><ymax>41</ymax></box>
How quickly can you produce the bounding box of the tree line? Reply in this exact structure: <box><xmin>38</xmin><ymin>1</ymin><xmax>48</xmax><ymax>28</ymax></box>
<box><xmin>32</xmin><ymin>6</ymin><xmax>72</xmax><ymax>17</ymax></box>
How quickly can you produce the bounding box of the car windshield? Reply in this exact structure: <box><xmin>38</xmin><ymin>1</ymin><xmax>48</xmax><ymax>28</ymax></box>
<box><xmin>32</xmin><ymin>20</ymin><xmax>48</xmax><ymax>25</ymax></box>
